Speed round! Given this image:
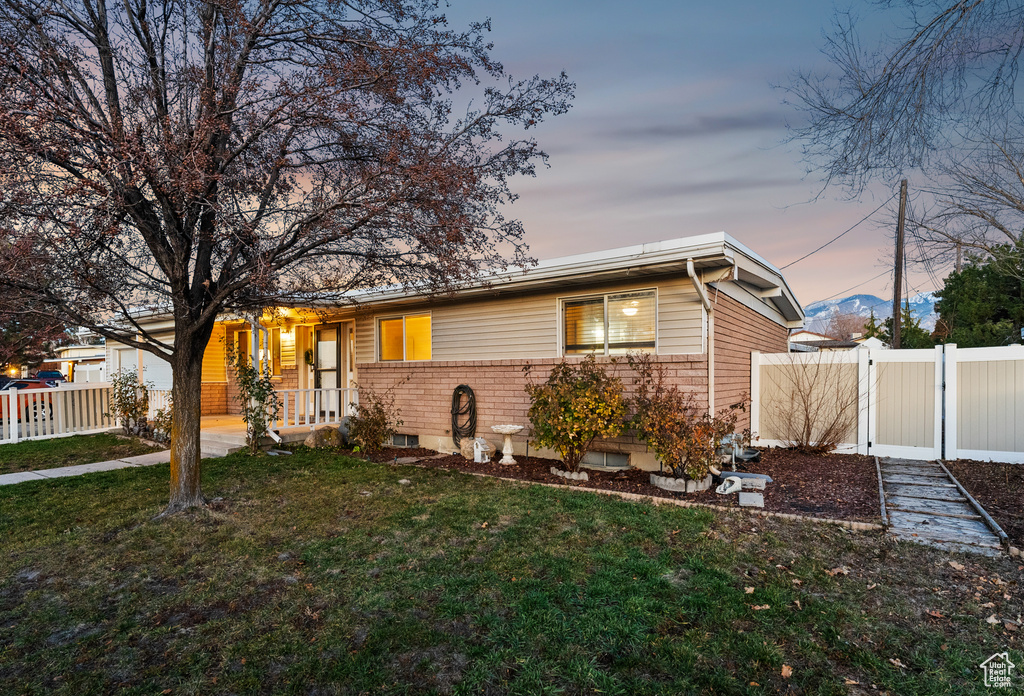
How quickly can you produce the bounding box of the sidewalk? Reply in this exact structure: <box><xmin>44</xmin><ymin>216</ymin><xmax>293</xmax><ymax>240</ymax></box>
<box><xmin>0</xmin><ymin>450</ymin><xmax>171</xmax><ymax>486</ymax></box>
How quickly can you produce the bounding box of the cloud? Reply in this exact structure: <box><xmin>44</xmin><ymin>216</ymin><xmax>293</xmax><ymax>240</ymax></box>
<box><xmin>607</xmin><ymin>111</ymin><xmax>789</xmax><ymax>141</ymax></box>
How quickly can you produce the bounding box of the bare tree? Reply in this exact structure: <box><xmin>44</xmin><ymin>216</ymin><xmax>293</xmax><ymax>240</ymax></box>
<box><xmin>823</xmin><ymin>310</ymin><xmax>867</xmax><ymax>341</ymax></box>
<box><xmin>786</xmin><ymin>1</ymin><xmax>1024</xmax><ymax>272</ymax></box>
<box><xmin>0</xmin><ymin>0</ymin><xmax>573</xmax><ymax>512</ymax></box>
<box><xmin>761</xmin><ymin>354</ymin><xmax>860</xmax><ymax>454</ymax></box>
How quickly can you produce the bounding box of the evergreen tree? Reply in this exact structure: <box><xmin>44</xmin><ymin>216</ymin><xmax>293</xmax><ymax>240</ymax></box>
<box><xmin>876</xmin><ymin>303</ymin><xmax>934</xmax><ymax>349</ymax></box>
<box><xmin>864</xmin><ymin>310</ymin><xmax>883</xmax><ymax>340</ymax></box>
<box><xmin>934</xmin><ymin>246</ymin><xmax>1024</xmax><ymax>347</ymax></box>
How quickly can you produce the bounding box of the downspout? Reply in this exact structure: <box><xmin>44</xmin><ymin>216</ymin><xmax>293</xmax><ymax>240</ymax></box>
<box><xmin>686</xmin><ymin>259</ymin><xmax>714</xmax><ymax>414</ymax></box>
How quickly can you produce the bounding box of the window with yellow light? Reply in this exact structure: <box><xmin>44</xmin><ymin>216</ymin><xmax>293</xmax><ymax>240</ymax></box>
<box><xmin>379</xmin><ymin>314</ymin><xmax>431</xmax><ymax>361</ymax></box>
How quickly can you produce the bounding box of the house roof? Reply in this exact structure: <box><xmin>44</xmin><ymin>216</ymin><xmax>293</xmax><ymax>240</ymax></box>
<box><xmin>350</xmin><ymin>232</ymin><xmax>804</xmax><ymax>323</ymax></box>
<box><xmin>123</xmin><ymin>231</ymin><xmax>805</xmax><ymax>326</ymax></box>
<box><xmin>790</xmin><ymin>330</ymin><xmax>833</xmax><ymax>342</ymax></box>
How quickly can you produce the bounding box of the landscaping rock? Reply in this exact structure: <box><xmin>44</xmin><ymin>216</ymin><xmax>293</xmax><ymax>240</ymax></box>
<box><xmin>741</xmin><ymin>478</ymin><xmax>766</xmax><ymax>490</ymax></box>
<box><xmin>459</xmin><ymin>440</ymin><xmax>476</xmax><ymax>460</ymax></box>
<box><xmin>650</xmin><ymin>474</ymin><xmax>713</xmax><ymax>493</ymax></box>
<box><xmin>739</xmin><ymin>491</ymin><xmax>764</xmax><ymax>508</ymax></box>
<box><xmin>550</xmin><ymin>467</ymin><xmax>588</xmax><ymax>482</ymax></box>
<box><xmin>303</xmin><ymin>426</ymin><xmax>344</xmax><ymax>449</ymax></box>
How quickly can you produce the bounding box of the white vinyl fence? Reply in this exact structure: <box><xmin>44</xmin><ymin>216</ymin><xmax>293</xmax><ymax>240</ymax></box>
<box><xmin>0</xmin><ymin>383</ymin><xmax>178</xmax><ymax>445</ymax></box>
<box><xmin>752</xmin><ymin>343</ymin><xmax>1024</xmax><ymax>463</ymax></box>
<box><xmin>1</xmin><ymin>382</ymin><xmax>116</xmax><ymax>444</ymax></box>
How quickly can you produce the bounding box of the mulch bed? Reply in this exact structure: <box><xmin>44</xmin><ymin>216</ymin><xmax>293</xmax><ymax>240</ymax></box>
<box><xmin>945</xmin><ymin>459</ymin><xmax>1024</xmax><ymax>549</ymax></box>
<box><xmin>348</xmin><ymin>445</ymin><xmax>882</xmax><ymax>523</ymax></box>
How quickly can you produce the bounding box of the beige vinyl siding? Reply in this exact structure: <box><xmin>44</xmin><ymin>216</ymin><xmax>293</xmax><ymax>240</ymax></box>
<box><xmin>353</xmin><ymin>277</ymin><xmax>704</xmax><ymax>363</ymax></box>
<box><xmin>654</xmin><ymin>279</ymin><xmax>704</xmax><ymax>354</ymax></box>
<box><xmin>432</xmin><ymin>294</ymin><xmax>557</xmax><ymax>360</ymax></box>
<box><xmin>280</xmin><ymin>327</ymin><xmax>297</xmax><ymax>368</ymax></box>
<box><xmin>355</xmin><ymin>316</ymin><xmax>375</xmax><ymax>365</ymax></box>
<box><xmin>202</xmin><ymin>324</ymin><xmax>228</xmax><ymax>382</ymax></box>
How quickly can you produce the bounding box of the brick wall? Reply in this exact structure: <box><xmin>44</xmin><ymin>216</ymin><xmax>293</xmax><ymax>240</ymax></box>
<box><xmin>201</xmin><ymin>383</ymin><xmax>228</xmax><ymax>416</ymax></box>
<box><xmin>712</xmin><ymin>293</ymin><xmax>789</xmax><ymax>432</ymax></box>
<box><xmin>356</xmin><ymin>354</ymin><xmax>708</xmax><ymax>465</ymax></box>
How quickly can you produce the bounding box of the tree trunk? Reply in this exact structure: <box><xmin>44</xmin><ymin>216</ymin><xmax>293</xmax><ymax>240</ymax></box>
<box><xmin>164</xmin><ymin>329</ymin><xmax>211</xmax><ymax>514</ymax></box>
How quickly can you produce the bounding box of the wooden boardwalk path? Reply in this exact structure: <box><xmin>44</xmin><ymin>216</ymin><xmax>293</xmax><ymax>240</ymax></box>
<box><xmin>877</xmin><ymin>457</ymin><xmax>1007</xmax><ymax>556</ymax></box>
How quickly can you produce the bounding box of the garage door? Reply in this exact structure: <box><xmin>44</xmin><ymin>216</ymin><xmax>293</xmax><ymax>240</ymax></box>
<box><xmin>117</xmin><ymin>348</ymin><xmax>138</xmax><ymax>373</ymax></box>
<box><xmin>141</xmin><ymin>353</ymin><xmax>174</xmax><ymax>390</ymax></box>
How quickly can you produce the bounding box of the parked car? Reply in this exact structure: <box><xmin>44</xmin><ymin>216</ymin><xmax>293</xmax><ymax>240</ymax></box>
<box><xmin>33</xmin><ymin>370</ymin><xmax>66</xmax><ymax>383</ymax></box>
<box><xmin>0</xmin><ymin>379</ymin><xmax>55</xmax><ymax>422</ymax></box>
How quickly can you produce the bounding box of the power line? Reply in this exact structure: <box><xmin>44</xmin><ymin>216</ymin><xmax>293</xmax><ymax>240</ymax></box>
<box><xmin>814</xmin><ymin>268</ymin><xmax>892</xmax><ymax>304</ymax></box>
<box><xmin>780</xmin><ymin>194</ymin><xmax>897</xmax><ymax>270</ymax></box>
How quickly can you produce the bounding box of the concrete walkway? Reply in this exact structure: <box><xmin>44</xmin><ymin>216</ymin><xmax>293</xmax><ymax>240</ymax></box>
<box><xmin>0</xmin><ymin>449</ymin><xmax>171</xmax><ymax>486</ymax></box>
<box><xmin>878</xmin><ymin>457</ymin><xmax>1007</xmax><ymax>556</ymax></box>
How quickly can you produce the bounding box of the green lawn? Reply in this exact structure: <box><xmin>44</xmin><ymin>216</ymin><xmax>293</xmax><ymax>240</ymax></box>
<box><xmin>0</xmin><ymin>450</ymin><xmax>1020</xmax><ymax>695</ymax></box>
<box><xmin>0</xmin><ymin>433</ymin><xmax>163</xmax><ymax>475</ymax></box>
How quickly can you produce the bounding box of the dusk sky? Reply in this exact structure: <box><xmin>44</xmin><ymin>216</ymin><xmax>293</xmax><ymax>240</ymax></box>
<box><xmin>446</xmin><ymin>1</ymin><xmax>938</xmax><ymax>308</ymax></box>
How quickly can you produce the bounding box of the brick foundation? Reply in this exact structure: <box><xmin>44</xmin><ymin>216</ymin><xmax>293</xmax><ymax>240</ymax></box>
<box><xmin>356</xmin><ymin>354</ymin><xmax>708</xmax><ymax>469</ymax></box>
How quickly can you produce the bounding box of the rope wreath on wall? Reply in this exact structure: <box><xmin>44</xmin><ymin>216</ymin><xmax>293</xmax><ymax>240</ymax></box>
<box><xmin>450</xmin><ymin>384</ymin><xmax>476</xmax><ymax>448</ymax></box>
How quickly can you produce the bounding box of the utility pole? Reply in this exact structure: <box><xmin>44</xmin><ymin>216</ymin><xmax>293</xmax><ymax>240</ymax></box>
<box><xmin>892</xmin><ymin>179</ymin><xmax>908</xmax><ymax>349</ymax></box>
<box><xmin>955</xmin><ymin>242</ymin><xmax>962</xmax><ymax>274</ymax></box>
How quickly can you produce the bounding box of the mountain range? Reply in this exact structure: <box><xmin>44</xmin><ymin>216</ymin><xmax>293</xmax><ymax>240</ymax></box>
<box><xmin>802</xmin><ymin>292</ymin><xmax>938</xmax><ymax>332</ymax></box>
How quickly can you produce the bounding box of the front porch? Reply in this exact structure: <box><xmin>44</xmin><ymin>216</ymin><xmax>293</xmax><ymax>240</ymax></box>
<box><xmin>198</xmin><ymin>386</ymin><xmax>357</xmax><ymax>456</ymax></box>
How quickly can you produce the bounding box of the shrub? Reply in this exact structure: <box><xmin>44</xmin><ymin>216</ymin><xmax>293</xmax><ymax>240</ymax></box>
<box><xmin>151</xmin><ymin>398</ymin><xmax>173</xmax><ymax>444</ymax></box>
<box><xmin>525</xmin><ymin>355</ymin><xmax>628</xmax><ymax>471</ymax></box>
<box><xmin>627</xmin><ymin>352</ymin><xmax>744</xmax><ymax>480</ymax></box>
<box><xmin>230</xmin><ymin>347</ymin><xmax>281</xmax><ymax>455</ymax></box>
<box><xmin>348</xmin><ymin>381</ymin><xmax>405</xmax><ymax>452</ymax></box>
<box><xmin>106</xmin><ymin>368</ymin><xmax>152</xmax><ymax>437</ymax></box>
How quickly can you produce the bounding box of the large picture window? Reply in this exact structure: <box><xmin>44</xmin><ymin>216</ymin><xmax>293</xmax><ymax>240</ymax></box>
<box><xmin>379</xmin><ymin>314</ymin><xmax>431</xmax><ymax>361</ymax></box>
<box><xmin>563</xmin><ymin>290</ymin><xmax>655</xmax><ymax>355</ymax></box>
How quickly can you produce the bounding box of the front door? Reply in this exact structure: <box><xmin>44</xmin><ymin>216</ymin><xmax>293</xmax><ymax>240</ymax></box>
<box><xmin>314</xmin><ymin>324</ymin><xmax>339</xmax><ymax>415</ymax></box>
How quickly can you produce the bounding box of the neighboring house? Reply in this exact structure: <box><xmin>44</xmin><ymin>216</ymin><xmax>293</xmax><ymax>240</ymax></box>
<box><xmin>789</xmin><ymin>334</ymin><xmax>888</xmax><ymax>352</ymax></box>
<box><xmin>789</xmin><ymin>329</ymin><xmax>832</xmax><ymax>344</ymax></box>
<box><xmin>56</xmin><ymin>344</ymin><xmax>107</xmax><ymax>383</ymax></box>
<box><xmin>106</xmin><ymin>232</ymin><xmax>804</xmax><ymax>469</ymax></box>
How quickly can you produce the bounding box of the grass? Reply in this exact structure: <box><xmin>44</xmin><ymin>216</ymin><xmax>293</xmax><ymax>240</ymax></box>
<box><xmin>0</xmin><ymin>450</ymin><xmax>1021</xmax><ymax>695</ymax></box>
<box><xmin>0</xmin><ymin>433</ymin><xmax>163</xmax><ymax>475</ymax></box>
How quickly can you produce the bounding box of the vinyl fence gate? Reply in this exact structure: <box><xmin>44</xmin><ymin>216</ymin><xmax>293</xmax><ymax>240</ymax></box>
<box><xmin>751</xmin><ymin>344</ymin><xmax>1024</xmax><ymax>463</ymax></box>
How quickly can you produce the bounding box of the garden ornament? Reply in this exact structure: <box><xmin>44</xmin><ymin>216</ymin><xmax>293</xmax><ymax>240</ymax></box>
<box><xmin>715</xmin><ymin>476</ymin><xmax>742</xmax><ymax>495</ymax></box>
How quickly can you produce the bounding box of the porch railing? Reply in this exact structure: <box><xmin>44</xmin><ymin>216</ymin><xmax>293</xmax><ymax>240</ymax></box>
<box><xmin>147</xmin><ymin>389</ymin><xmax>172</xmax><ymax>418</ymax></box>
<box><xmin>272</xmin><ymin>388</ymin><xmax>357</xmax><ymax>430</ymax></box>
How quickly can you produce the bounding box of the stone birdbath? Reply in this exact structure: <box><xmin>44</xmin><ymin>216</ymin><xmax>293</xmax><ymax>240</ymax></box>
<box><xmin>491</xmin><ymin>425</ymin><xmax>524</xmax><ymax>465</ymax></box>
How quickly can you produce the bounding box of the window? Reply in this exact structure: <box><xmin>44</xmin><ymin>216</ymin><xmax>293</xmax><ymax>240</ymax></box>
<box><xmin>379</xmin><ymin>314</ymin><xmax>431</xmax><ymax>361</ymax></box>
<box><xmin>270</xmin><ymin>327</ymin><xmax>282</xmax><ymax>375</ymax></box>
<box><xmin>563</xmin><ymin>290</ymin><xmax>655</xmax><ymax>355</ymax></box>
<box><xmin>236</xmin><ymin>327</ymin><xmax>282</xmax><ymax>374</ymax></box>
<box><xmin>236</xmin><ymin>329</ymin><xmax>251</xmax><ymax>367</ymax></box>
